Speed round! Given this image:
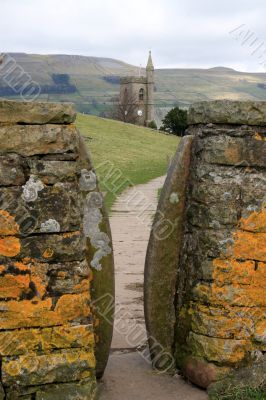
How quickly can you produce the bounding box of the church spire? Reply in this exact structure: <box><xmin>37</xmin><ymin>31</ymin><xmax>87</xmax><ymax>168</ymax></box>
<box><xmin>146</xmin><ymin>51</ymin><xmax>154</xmax><ymax>71</ymax></box>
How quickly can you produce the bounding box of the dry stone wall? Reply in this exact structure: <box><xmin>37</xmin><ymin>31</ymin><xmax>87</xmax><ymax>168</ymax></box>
<box><xmin>0</xmin><ymin>100</ymin><xmax>114</xmax><ymax>400</ymax></box>
<box><xmin>145</xmin><ymin>100</ymin><xmax>266</xmax><ymax>394</ymax></box>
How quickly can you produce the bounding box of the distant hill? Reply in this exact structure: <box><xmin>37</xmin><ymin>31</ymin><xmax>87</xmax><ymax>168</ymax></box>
<box><xmin>1</xmin><ymin>53</ymin><xmax>266</xmax><ymax>122</ymax></box>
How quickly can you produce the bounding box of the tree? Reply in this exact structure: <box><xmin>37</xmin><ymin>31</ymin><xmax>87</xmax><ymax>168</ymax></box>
<box><xmin>109</xmin><ymin>92</ymin><xmax>139</xmax><ymax>124</ymax></box>
<box><xmin>147</xmin><ymin>120</ymin><xmax>157</xmax><ymax>130</ymax></box>
<box><xmin>160</xmin><ymin>107</ymin><xmax>188</xmax><ymax>136</ymax></box>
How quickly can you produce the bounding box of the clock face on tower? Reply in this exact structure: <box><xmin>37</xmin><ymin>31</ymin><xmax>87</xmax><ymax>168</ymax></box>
<box><xmin>137</xmin><ymin>109</ymin><xmax>143</xmax><ymax>117</ymax></box>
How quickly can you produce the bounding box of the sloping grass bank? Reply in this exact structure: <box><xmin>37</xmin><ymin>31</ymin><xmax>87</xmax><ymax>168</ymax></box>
<box><xmin>77</xmin><ymin>114</ymin><xmax>179</xmax><ymax>209</ymax></box>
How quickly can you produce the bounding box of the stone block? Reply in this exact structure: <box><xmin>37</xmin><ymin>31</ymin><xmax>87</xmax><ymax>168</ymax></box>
<box><xmin>0</xmin><ymin>292</ymin><xmax>91</xmax><ymax>330</ymax></box>
<box><xmin>2</xmin><ymin>348</ymin><xmax>95</xmax><ymax>387</ymax></box>
<box><xmin>0</xmin><ymin>100</ymin><xmax>76</xmax><ymax>124</ymax></box>
<box><xmin>28</xmin><ymin>160</ymin><xmax>78</xmax><ymax>184</ymax></box>
<box><xmin>0</xmin><ymin>124</ymin><xmax>79</xmax><ymax>157</ymax></box>
<box><xmin>0</xmin><ymin>155</ymin><xmax>26</xmax><ymax>186</ymax></box>
<box><xmin>187</xmin><ymin>332</ymin><xmax>250</xmax><ymax>364</ymax></box>
<box><xmin>190</xmin><ymin>303</ymin><xmax>255</xmax><ymax>340</ymax></box>
<box><xmin>201</xmin><ymin>136</ymin><xmax>266</xmax><ymax>167</ymax></box>
<box><xmin>35</xmin><ymin>378</ymin><xmax>97</xmax><ymax>400</ymax></box>
<box><xmin>188</xmin><ymin>100</ymin><xmax>266</xmax><ymax>126</ymax></box>
<box><xmin>0</xmin><ymin>183</ymin><xmax>81</xmax><ymax>236</ymax></box>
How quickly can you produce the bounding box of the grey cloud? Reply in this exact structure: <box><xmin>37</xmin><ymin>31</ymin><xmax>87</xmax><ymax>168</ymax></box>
<box><xmin>0</xmin><ymin>0</ymin><xmax>265</xmax><ymax>72</ymax></box>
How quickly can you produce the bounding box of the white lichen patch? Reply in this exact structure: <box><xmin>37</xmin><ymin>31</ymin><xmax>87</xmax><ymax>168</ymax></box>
<box><xmin>83</xmin><ymin>192</ymin><xmax>111</xmax><ymax>271</ymax></box>
<box><xmin>22</xmin><ymin>175</ymin><xmax>44</xmax><ymax>202</ymax></box>
<box><xmin>40</xmin><ymin>219</ymin><xmax>61</xmax><ymax>233</ymax></box>
<box><xmin>79</xmin><ymin>169</ymin><xmax>97</xmax><ymax>191</ymax></box>
<box><xmin>169</xmin><ymin>192</ymin><xmax>179</xmax><ymax>204</ymax></box>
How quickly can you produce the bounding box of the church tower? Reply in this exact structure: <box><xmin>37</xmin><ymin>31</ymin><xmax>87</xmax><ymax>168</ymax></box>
<box><xmin>146</xmin><ymin>51</ymin><xmax>155</xmax><ymax>124</ymax></box>
<box><xmin>119</xmin><ymin>52</ymin><xmax>155</xmax><ymax>126</ymax></box>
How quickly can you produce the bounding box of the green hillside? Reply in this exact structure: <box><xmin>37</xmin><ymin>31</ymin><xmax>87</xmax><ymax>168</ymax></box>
<box><xmin>2</xmin><ymin>53</ymin><xmax>266</xmax><ymax>119</ymax></box>
<box><xmin>76</xmin><ymin>114</ymin><xmax>179</xmax><ymax>209</ymax></box>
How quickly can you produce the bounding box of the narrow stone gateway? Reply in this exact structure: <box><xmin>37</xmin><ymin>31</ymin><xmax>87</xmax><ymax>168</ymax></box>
<box><xmin>0</xmin><ymin>100</ymin><xmax>114</xmax><ymax>400</ymax></box>
<box><xmin>145</xmin><ymin>100</ymin><xmax>266</xmax><ymax>396</ymax></box>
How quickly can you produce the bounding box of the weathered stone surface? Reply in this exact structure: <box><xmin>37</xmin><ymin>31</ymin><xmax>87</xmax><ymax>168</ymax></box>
<box><xmin>144</xmin><ymin>136</ymin><xmax>194</xmax><ymax>366</ymax></box>
<box><xmin>28</xmin><ymin>160</ymin><xmax>77</xmax><ymax>184</ymax></box>
<box><xmin>189</xmin><ymin>303</ymin><xmax>257</xmax><ymax>340</ymax></box>
<box><xmin>201</xmin><ymin>136</ymin><xmax>266</xmax><ymax>167</ymax></box>
<box><xmin>0</xmin><ymin>184</ymin><xmax>81</xmax><ymax>236</ymax></box>
<box><xmin>78</xmin><ymin>137</ymin><xmax>115</xmax><ymax>379</ymax></box>
<box><xmin>188</xmin><ymin>100</ymin><xmax>266</xmax><ymax>126</ymax></box>
<box><xmin>187</xmin><ymin>332</ymin><xmax>250</xmax><ymax>364</ymax></box>
<box><xmin>0</xmin><ymin>124</ymin><xmax>79</xmax><ymax>157</ymax></box>
<box><xmin>35</xmin><ymin>378</ymin><xmax>97</xmax><ymax>400</ymax></box>
<box><xmin>187</xmin><ymin>202</ymin><xmax>238</xmax><ymax>228</ymax></box>
<box><xmin>0</xmin><ymin>100</ymin><xmax>76</xmax><ymax>124</ymax></box>
<box><xmin>0</xmin><ymin>292</ymin><xmax>91</xmax><ymax>330</ymax></box>
<box><xmin>18</xmin><ymin>231</ymin><xmax>86</xmax><ymax>262</ymax></box>
<box><xmin>0</xmin><ymin>155</ymin><xmax>26</xmax><ymax>186</ymax></box>
<box><xmin>0</xmin><ymin>259</ymin><xmax>91</xmax><ymax>301</ymax></box>
<box><xmin>0</xmin><ymin>325</ymin><xmax>94</xmax><ymax>356</ymax></box>
<box><xmin>2</xmin><ymin>348</ymin><xmax>95</xmax><ymax>387</ymax></box>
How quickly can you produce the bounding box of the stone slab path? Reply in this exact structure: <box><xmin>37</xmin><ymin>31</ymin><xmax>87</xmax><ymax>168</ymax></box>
<box><xmin>99</xmin><ymin>176</ymin><xmax>208</xmax><ymax>400</ymax></box>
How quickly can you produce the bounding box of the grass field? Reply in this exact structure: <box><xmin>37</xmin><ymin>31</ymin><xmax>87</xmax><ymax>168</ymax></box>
<box><xmin>76</xmin><ymin>114</ymin><xmax>179</xmax><ymax>209</ymax></box>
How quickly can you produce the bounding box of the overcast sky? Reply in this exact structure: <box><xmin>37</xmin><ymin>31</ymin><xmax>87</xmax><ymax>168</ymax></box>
<box><xmin>1</xmin><ymin>0</ymin><xmax>266</xmax><ymax>72</ymax></box>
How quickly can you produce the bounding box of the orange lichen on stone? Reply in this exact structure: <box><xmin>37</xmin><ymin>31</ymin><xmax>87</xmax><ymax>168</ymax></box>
<box><xmin>0</xmin><ymin>210</ymin><xmax>19</xmax><ymax>235</ymax></box>
<box><xmin>189</xmin><ymin>303</ymin><xmax>255</xmax><ymax>340</ymax></box>
<box><xmin>254</xmin><ymin>132</ymin><xmax>266</xmax><ymax>141</ymax></box>
<box><xmin>42</xmin><ymin>248</ymin><xmax>54</xmax><ymax>258</ymax></box>
<box><xmin>74</xmin><ymin>279</ymin><xmax>90</xmax><ymax>292</ymax></box>
<box><xmin>213</xmin><ymin>259</ymin><xmax>266</xmax><ymax>287</ymax></box>
<box><xmin>13</xmin><ymin>262</ymin><xmax>31</xmax><ymax>272</ymax></box>
<box><xmin>0</xmin><ymin>236</ymin><xmax>21</xmax><ymax>257</ymax></box>
<box><xmin>30</xmin><ymin>263</ymin><xmax>48</xmax><ymax>298</ymax></box>
<box><xmin>230</xmin><ymin>231</ymin><xmax>266</xmax><ymax>261</ymax></box>
<box><xmin>55</xmin><ymin>292</ymin><xmax>91</xmax><ymax>322</ymax></box>
<box><xmin>0</xmin><ymin>274</ymin><xmax>30</xmax><ymax>299</ymax></box>
<box><xmin>239</xmin><ymin>207</ymin><xmax>266</xmax><ymax>232</ymax></box>
<box><xmin>0</xmin><ymin>325</ymin><xmax>94</xmax><ymax>356</ymax></box>
<box><xmin>0</xmin><ymin>298</ymin><xmax>61</xmax><ymax>330</ymax></box>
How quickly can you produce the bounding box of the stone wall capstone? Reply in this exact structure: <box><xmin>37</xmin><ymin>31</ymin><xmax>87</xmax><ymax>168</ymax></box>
<box><xmin>145</xmin><ymin>100</ymin><xmax>266</xmax><ymax>395</ymax></box>
<box><xmin>0</xmin><ymin>100</ymin><xmax>114</xmax><ymax>400</ymax></box>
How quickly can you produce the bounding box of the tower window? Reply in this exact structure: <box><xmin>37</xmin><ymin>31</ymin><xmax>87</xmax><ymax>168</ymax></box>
<box><xmin>139</xmin><ymin>88</ymin><xmax>144</xmax><ymax>101</ymax></box>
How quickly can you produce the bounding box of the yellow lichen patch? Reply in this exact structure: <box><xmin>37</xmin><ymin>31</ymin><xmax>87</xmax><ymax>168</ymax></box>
<box><xmin>230</xmin><ymin>231</ymin><xmax>266</xmax><ymax>261</ymax></box>
<box><xmin>74</xmin><ymin>279</ymin><xmax>90</xmax><ymax>292</ymax></box>
<box><xmin>42</xmin><ymin>248</ymin><xmax>54</xmax><ymax>259</ymax></box>
<box><xmin>55</xmin><ymin>292</ymin><xmax>91</xmax><ymax>323</ymax></box>
<box><xmin>239</xmin><ymin>207</ymin><xmax>266</xmax><ymax>232</ymax></box>
<box><xmin>0</xmin><ymin>210</ymin><xmax>19</xmax><ymax>235</ymax></box>
<box><xmin>187</xmin><ymin>332</ymin><xmax>251</xmax><ymax>364</ymax></box>
<box><xmin>194</xmin><ymin>282</ymin><xmax>266</xmax><ymax>308</ymax></box>
<box><xmin>0</xmin><ymin>298</ymin><xmax>63</xmax><ymax>330</ymax></box>
<box><xmin>189</xmin><ymin>302</ymin><xmax>254</xmax><ymax>340</ymax></box>
<box><xmin>212</xmin><ymin>259</ymin><xmax>266</xmax><ymax>287</ymax></box>
<box><xmin>0</xmin><ymin>275</ymin><xmax>30</xmax><ymax>299</ymax></box>
<box><xmin>13</xmin><ymin>262</ymin><xmax>31</xmax><ymax>272</ymax></box>
<box><xmin>30</xmin><ymin>263</ymin><xmax>48</xmax><ymax>298</ymax></box>
<box><xmin>63</xmin><ymin>231</ymin><xmax>80</xmax><ymax>239</ymax></box>
<box><xmin>254</xmin><ymin>132</ymin><xmax>266</xmax><ymax>141</ymax></box>
<box><xmin>0</xmin><ymin>236</ymin><xmax>21</xmax><ymax>257</ymax></box>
